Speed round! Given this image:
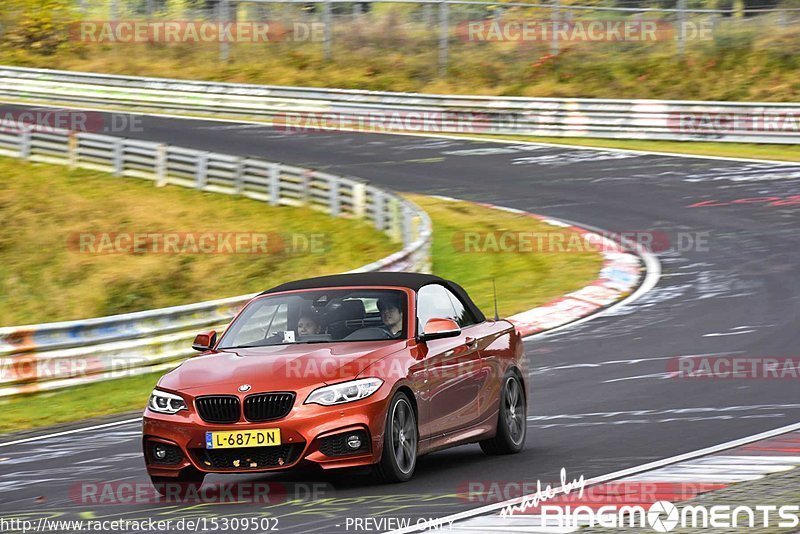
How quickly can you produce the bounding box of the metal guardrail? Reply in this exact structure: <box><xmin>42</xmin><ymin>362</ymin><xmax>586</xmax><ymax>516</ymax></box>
<box><xmin>0</xmin><ymin>123</ymin><xmax>432</xmax><ymax>397</ymax></box>
<box><xmin>0</xmin><ymin>66</ymin><xmax>797</xmax><ymax>144</ymax></box>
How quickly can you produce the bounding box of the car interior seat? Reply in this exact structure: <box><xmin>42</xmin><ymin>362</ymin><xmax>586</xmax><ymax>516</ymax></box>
<box><xmin>327</xmin><ymin>299</ymin><xmax>366</xmax><ymax>339</ymax></box>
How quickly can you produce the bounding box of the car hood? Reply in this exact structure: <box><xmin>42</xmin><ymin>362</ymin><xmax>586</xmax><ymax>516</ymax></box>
<box><xmin>158</xmin><ymin>340</ymin><xmax>407</xmax><ymax>394</ymax></box>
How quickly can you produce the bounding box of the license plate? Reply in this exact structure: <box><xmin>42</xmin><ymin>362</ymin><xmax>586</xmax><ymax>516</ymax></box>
<box><xmin>205</xmin><ymin>429</ymin><xmax>281</xmax><ymax>449</ymax></box>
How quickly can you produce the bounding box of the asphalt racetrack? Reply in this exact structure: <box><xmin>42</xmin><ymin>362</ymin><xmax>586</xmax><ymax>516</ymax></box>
<box><xmin>2</xmin><ymin>107</ymin><xmax>800</xmax><ymax>533</ymax></box>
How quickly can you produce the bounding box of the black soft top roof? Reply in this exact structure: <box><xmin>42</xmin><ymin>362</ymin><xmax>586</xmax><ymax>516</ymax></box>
<box><xmin>260</xmin><ymin>272</ymin><xmax>486</xmax><ymax>322</ymax></box>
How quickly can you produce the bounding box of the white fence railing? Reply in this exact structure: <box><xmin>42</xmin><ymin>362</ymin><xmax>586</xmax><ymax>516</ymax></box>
<box><xmin>0</xmin><ymin>124</ymin><xmax>432</xmax><ymax>397</ymax></box>
<box><xmin>0</xmin><ymin>66</ymin><xmax>798</xmax><ymax>144</ymax></box>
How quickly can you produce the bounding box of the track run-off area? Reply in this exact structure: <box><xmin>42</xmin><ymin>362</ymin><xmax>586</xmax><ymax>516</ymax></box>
<box><xmin>1</xmin><ymin>105</ymin><xmax>800</xmax><ymax>533</ymax></box>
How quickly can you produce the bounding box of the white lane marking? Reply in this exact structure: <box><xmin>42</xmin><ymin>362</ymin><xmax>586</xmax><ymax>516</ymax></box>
<box><xmin>541</xmin><ymin>219</ymin><xmax>571</xmax><ymax>228</ymax></box>
<box><xmin>696</xmin><ymin>456</ymin><xmax>800</xmax><ymax>464</ymax></box>
<box><xmin>0</xmin><ymin>418</ymin><xmax>141</xmax><ymax>448</ymax></box>
<box><xmin>1</xmin><ymin>99</ymin><xmax>796</xmax><ymax>166</ymax></box>
<box><xmin>703</xmin><ymin>330</ymin><xmax>757</xmax><ymax>337</ymax></box>
<box><xmin>445</xmin><ymin>515</ymin><xmax>578</xmax><ymax>533</ymax></box>
<box><xmin>526</xmin><ymin>404</ymin><xmax>800</xmax><ymax>421</ymax></box>
<box><xmin>671</xmin><ymin>467</ymin><xmax>798</xmax><ymax>476</ymax></box>
<box><xmin>623</xmin><ymin>473</ymin><xmax>766</xmax><ymax>483</ymax></box>
<box><xmin>385</xmin><ymin>421</ymin><xmax>800</xmax><ymax>534</ymax></box>
<box><xmin>533</xmin><ymin>352</ymin><xmax>742</xmax><ymax>374</ymax></box>
<box><xmin>529</xmin><ymin>413</ymin><xmax>786</xmax><ymax>429</ymax></box>
<box><xmin>495</xmin><ymin>206</ymin><xmax>526</xmax><ymax>214</ymax></box>
<box><xmin>632</xmin><ymin>461</ymin><xmax>800</xmax><ymax>477</ymax></box>
<box><xmin>602</xmin><ymin>372</ymin><xmax>672</xmax><ymax>383</ymax></box>
<box><xmin>640</xmin><ymin>463</ymin><xmax>796</xmax><ymax>474</ymax></box>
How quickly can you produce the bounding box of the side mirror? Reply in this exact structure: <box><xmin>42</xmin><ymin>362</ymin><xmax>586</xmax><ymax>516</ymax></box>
<box><xmin>420</xmin><ymin>318</ymin><xmax>461</xmax><ymax>341</ymax></box>
<box><xmin>192</xmin><ymin>330</ymin><xmax>217</xmax><ymax>352</ymax></box>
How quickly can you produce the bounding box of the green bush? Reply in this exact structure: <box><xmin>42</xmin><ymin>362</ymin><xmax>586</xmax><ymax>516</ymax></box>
<box><xmin>0</xmin><ymin>4</ymin><xmax>797</xmax><ymax>100</ymax></box>
<box><xmin>1</xmin><ymin>0</ymin><xmax>74</xmax><ymax>55</ymax></box>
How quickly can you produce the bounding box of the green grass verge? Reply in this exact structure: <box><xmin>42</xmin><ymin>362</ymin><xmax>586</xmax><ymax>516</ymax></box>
<box><xmin>0</xmin><ymin>372</ymin><xmax>159</xmax><ymax>434</ymax></box>
<box><xmin>0</xmin><ymin>193</ymin><xmax>602</xmax><ymax>434</ymax></box>
<box><xmin>407</xmin><ymin>194</ymin><xmax>602</xmax><ymax>317</ymax></box>
<box><xmin>0</xmin><ymin>157</ymin><xmax>396</xmax><ymax>325</ymax></box>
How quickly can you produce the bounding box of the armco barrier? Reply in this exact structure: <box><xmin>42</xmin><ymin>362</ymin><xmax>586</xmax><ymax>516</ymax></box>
<box><xmin>0</xmin><ymin>124</ymin><xmax>432</xmax><ymax>397</ymax></box>
<box><xmin>0</xmin><ymin>66</ymin><xmax>798</xmax><ymax>144</ymax></box>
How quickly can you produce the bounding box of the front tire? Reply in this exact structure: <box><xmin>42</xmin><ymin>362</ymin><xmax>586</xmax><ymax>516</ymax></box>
<box><xmin>374</xmin><ymin>392</ymin><xmax>418</xmax><ymax>483</ymax></box>
<box><xmin>150</xmin><ymin>466</ymin><xmax>205</xmax><ymax>498</ymax></box>
<box><xmin>480</xmin><ymin>373</ymin><xmax>526</xmax><ymax>455</ymax></box>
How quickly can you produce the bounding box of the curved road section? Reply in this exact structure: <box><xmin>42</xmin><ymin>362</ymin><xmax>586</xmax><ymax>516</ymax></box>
<box><xmin>1</xmin><ymin>106</ymin><xmax>799</xmax><ymax>533</ymax></box>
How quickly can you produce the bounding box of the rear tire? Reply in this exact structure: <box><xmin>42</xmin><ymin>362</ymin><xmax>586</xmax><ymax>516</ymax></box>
<box><xmin>150</xmin><ymin>466</ymin><xmax>205</xmax><ymax>498</ymax></box>
<box><xmin>480</xmin><ymin>373</ymin><xmax>526</xmax><ymax>455</ymax></box>
<box><xmin>374</xmin><ymin>392</ymin><xmax>418</xmax><ymax>483</ymax></box>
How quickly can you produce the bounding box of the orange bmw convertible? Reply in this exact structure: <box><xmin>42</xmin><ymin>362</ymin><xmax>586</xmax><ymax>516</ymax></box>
<box><xmin>143</xmin><ymin>272</ymin><xmax>526</xmax><ymax>489</ymax></box>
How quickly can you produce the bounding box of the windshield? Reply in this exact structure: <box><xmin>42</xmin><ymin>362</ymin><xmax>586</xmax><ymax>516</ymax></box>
<box><xmin>218</xmin><ymin>289</ymin><xmax>407</xmax><ymax>348</ymax></box>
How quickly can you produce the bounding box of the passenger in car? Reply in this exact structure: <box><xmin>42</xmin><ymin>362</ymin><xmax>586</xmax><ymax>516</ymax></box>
<box><xmin>376</xmin><ymin>295</ymin><xmax>404</xmax><ymax>338</ymax></box>
<box><xmin>297</xmin><ymin>313</ymin><xmax>323</xmax><ymax>336</ymax></box>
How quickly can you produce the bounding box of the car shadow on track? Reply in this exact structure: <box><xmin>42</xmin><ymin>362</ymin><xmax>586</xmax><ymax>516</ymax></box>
<box><xmin>198</xmin><ymin>442</ymin><xmax>543</xmax><ymax>493</ymax></box>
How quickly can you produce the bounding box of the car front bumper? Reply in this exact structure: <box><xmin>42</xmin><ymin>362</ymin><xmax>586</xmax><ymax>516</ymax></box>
<box><xmin>143</xmin><ymin>393</ymin><xmax>391</xmax><ymax>477</ymax></box>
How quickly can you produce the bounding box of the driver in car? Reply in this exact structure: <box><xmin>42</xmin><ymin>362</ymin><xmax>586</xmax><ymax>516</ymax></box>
<box><xmin>377</xmin><ymin>296</ymin><xmax>404</xmax><ymax>338</ymax></box>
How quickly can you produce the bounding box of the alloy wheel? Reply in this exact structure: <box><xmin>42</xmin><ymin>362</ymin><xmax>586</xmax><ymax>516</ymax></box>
<box><xmin>391</xmin><ymin>398</ymin><xmax>417</xmax><ymax>474</ymax></box>
<box><xmin>505</xmin><ymin>377</ymin><xmax>525</xmax><ymax>446</ymax></box>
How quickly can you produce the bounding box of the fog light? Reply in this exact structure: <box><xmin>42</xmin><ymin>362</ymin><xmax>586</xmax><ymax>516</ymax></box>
<box><xmin>319</xmin><ymin>430</ymin><xmax>368</xmax><ymax>456</ymax></box>
<box><xmin>147</xmin><ymin>441</ymin><xmax>182</xmax><ymax>465</ymax></box>
<box><xmin>346</xmin><ymin>434</ymin><xmax>362</xmax><ymax>450</ymax></box>
<box><xmin>153</xmin><ymin>445</ymin><xmax>167</xmax><ymax>460</ymax></box>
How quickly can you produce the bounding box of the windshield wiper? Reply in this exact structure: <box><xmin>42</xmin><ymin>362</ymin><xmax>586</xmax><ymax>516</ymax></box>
<box><xmin>220</xmin><ymin>340</ymin><xmax>332</xmax><ymax>349</ymax></box>
<box><xmin>219</xmin><ymin>344</ymin><xmax>271</xmax><ymax>349</ymax></box>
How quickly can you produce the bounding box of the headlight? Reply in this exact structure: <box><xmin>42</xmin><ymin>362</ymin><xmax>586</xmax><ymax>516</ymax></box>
<box><xmin>148</xmin><ymin>389</ymin><xmax>188</xmax><ymax>414</ymax></box>
<box><xmin>305</xmin><ymin>378</ymin><xmax>384</xmax><ymax>406</ymax></box>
